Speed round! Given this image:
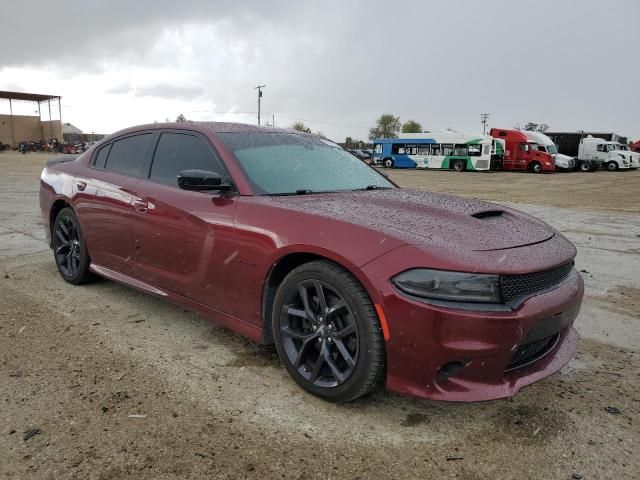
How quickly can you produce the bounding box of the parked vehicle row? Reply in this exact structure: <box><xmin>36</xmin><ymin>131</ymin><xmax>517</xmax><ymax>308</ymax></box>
<box><xmin>373</xmin><ymin>130</ymin><xmax>638</xmax><ymax>173</ymax></box>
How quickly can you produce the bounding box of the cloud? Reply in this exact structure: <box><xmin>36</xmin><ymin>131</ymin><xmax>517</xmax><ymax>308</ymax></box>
<box><xmin>0</xmin><ymin>0</ymin><xmax>638</xmax><ymax>140</ymax></box>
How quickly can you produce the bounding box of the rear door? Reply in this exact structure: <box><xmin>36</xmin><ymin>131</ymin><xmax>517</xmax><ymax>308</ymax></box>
<box><xmin>129</xmin><ymin>131</ymin><xmax>238</xmax><ymax>312</ymax></box>
<box><xmin>74</xmin><ymin>132</ymin><xmax>155</xmax><ymax>273</ymax></box>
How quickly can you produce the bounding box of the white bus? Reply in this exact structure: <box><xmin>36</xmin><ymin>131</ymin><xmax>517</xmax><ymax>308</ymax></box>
<box><xmin>372</xmin><ymin>132</ymin><xmax>496</xmax><ymax>171</ymax></box>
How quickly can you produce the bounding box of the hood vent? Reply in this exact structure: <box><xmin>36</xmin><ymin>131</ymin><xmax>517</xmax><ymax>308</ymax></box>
<box><xmin>471</xmin><ymin>210</ymin><xmax>504</xmax><ymax>220</ymax></box>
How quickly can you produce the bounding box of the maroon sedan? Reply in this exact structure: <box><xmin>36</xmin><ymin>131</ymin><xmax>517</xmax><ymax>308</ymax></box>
<box><xmin>39</xmin><ymin>122</ymin><xmax>583</xmax><ymax>402</ymax></box>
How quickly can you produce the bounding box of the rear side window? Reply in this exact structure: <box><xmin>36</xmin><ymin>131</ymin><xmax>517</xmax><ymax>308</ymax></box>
<box><xmin>150</xmin><ymin>133</ymin><xmax>224</xmax><ymax>187</ymax></box>
<box><xmin>105</xmin><ymin>134</ymin><xmax>153</xmax><ymax>177</ymax></box>
<box><xmin>417</xmin><ymin>145</ymin><xmax>430</xmax><ymax>155</ymax></box>
<box><xmin>431</xmin><ymin>144</ymin><xmax>441</xmax><ymax>155</ymax></box>
<box><xmin>442</xmin><ymin>144</ymin><xmax>454</xmax><ymax>156</ymax></box>
<box><xmin>93</xmin><ymin>144</ymin><xmax>111</xmax><ymax>169</ymax></box>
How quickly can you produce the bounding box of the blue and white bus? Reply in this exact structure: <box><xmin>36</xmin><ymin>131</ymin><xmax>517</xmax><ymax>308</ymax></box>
<box><xmin>372</xmin><ymin>132</ymin><xmax>496</xmax><ymax>171</ymax></box>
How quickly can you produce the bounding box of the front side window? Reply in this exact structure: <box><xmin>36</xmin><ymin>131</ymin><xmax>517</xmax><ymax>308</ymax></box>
<box><xmin>373</xmin><ymin>143</ymin><xmax>383</xmax><ymax>154</ymax></box>
<box><xmin>442</xmin><ymin>144</ymin><xmax>454</xmax><ymax>156</ymax></box>
<box><xmin>454</xmin><ymin>144</ymin><xmax>467</xmax><ymax>156</ymax></box>
<box><xmin>468</xmin><ymin>144</ymin><xmax>481</xmax><ymax>156</ymax></box>
<box><xmin>150</xmin><ymin>133</ymin><xmax>224</xmax><ymax>187</ymax></box>
<box><xmin>391</xmin><ymin>144</ymin><xmax>406</xmax><ymax>154</ymax></box>
<box><xmin>217</xmin><ymin>132</ymin><xmax>393</xmax><ymax>195</ymax></box>
<box><xmin>104</xmin><ymin>134</ymin><xmax>154</xmax><ymax>177</ymax></box>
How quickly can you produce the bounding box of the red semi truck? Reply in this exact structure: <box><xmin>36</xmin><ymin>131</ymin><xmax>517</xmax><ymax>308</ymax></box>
<box><xmin>490</xmin><ymin>128</ymin><xmax>555</xmax><ymax>173</ymax></box>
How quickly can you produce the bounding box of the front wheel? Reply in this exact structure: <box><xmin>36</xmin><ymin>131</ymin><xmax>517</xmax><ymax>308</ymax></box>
<box><xmin>272</xmin><ymin>260</ymin><xmax>385</xmax><ymax>402</ymax></box>
<box><xmin>52</xmin><ymin>207</ymin><xmax>94</xmax><ymax>284</ymax></box>
<box><xmin>606</xmin><ymin>161</ymin><xmax>618</xmax><ymax>171</ymax></box>
<box><xmin>382</xmin><ymin>158</ymin><xmax>394</xmax><ymax>168</ymax></box>
<box><xmin>452</xmin><ymin>159</ymin><xmax>465</xmax><ymax>172</ymax></box>
<box><xmin>530</xmin><ymin>161</ymin><xmax>542</xmax><ymax>174</ymax></box>
<box><xmin>579</xmin><ymin>161</ymin><xmax>591</xmax><ymax>172</ymax></box>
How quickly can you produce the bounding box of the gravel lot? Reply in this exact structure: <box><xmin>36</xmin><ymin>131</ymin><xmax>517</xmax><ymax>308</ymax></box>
<box><xmin>1</xmin><ymin>152</ymin><xmax>639</xmax><ymax>479</ymax></box>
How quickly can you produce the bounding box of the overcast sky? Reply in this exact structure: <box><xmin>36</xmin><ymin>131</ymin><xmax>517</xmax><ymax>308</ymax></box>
<box><xmin>1</xmin><ymin>0</ymin><xmax>638</xmax><ymax>141</ymax></box>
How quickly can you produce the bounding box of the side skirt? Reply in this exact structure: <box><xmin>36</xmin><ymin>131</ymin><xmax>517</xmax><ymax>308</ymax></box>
<box><xmin>89</xmin><ymin>263</ymin><xmax>263</xmax><ymax>342</ymax></box>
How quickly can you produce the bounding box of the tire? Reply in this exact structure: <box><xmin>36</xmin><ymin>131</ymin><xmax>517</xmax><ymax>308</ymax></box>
<box><xmin>382</xmin><ymin>158</ymin><xmax>394</xmax><ymax>169</ymax></box>
<box><xmin>272</xmin><ymin>260</ymin><xmax>385</xmax><ymax>402</ymax></box>
<box><xmin>52</xmin><ymin>207</ymin><xmax>94</xmax><ymax>285</ymax></box>
<box><xmin>579</xmin><ymin>161</ymin><xmax>591</xmax><ymax>172</ymax></box>
<box><xmin>530</xmin><ymin>161</ymin><xmax>542</xmax><ymax>174</ymax></box>
<box><xmin>452</xmin><ymin>159</ymin><xmax>465</xmax><ymax>172</ymax></box>
<box><xmin>606</xmin><ymin>161</ymin><xmax>618</xmax><ymax>171</ymax></box>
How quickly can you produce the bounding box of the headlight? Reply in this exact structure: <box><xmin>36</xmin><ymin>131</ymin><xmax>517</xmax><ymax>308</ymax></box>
<box><xmin>392</xmin><ymin>269</ymin><xmax>501</xmax><ymax>303</ymax></box>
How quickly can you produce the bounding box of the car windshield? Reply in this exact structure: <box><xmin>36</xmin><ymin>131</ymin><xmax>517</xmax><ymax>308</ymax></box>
<box><xmin>218</xmin><ymin>132</ymin><xmax>394</xmax><ymax>195</ymax></box>
<box><xmin>547</xmin><ymin>144</ymin><xmax>558</xmax><ymax>154</ymax></box>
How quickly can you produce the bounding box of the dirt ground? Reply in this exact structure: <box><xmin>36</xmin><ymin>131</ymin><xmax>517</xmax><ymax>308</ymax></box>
<box><xmin>1</xmin><ymin>152</ymin><xmax>639</xmax><ymax>479</ymax></box>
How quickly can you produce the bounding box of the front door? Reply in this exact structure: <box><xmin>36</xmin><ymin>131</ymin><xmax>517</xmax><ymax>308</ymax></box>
<box><xmin>130</xmin><ymin>131</ymin><xmax>238</xmax><ymax>313</ymax></box>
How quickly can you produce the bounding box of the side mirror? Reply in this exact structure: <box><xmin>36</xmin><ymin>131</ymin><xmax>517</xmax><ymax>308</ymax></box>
<box><xmin>177</xmin><ymin>170</ymin><xmax>231</xmax><ymax>191</ymax></box>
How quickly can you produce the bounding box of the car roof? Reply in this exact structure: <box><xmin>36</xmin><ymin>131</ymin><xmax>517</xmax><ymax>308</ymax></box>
<box><xmin>104</xmin><ymin>121</ymin><xmax>302</xmax><ymax>141</ymax></box>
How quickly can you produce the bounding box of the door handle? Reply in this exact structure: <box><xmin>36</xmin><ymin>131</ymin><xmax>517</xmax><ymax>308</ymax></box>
<box><xmin>76</xmin><ymin>181</ymin><xmax>87</xmax><ymax>191</ymax></box>
<box><xmin>133</xmin><ymin>199</ymin><xmax>149</xmax><ymax>213</ymax></box>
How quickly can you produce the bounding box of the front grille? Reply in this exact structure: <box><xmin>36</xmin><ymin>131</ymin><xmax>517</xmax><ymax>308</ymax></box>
<box><xmin>506</xmin><ymin>333</ymin><xmax>559</xmax><ymax>372</ymax></box>
<box><xmin>501</xmin><ymin>262</ymin><xmax>574</xmax><ymax>304</ymax></box>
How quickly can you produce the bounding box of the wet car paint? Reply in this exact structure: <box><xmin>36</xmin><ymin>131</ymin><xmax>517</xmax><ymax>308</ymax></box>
<box><xmin>39</xmin><ymin>122</ymin><xmax>584</xmax><ymax>401</ymax></box>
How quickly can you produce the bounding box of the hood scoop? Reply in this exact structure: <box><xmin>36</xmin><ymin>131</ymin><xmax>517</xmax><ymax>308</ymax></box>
<box><xmin>471</xmin><ymin>209</ymin><xmax>504</xmax><ymax>220</ymax></box>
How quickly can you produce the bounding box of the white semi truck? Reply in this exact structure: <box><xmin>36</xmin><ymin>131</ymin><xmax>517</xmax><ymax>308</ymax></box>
<box><xmin>578</xmin><ymin>136</ymin><xmax>639</xmax><ymax>171</ymax></box>
<box><xmin>523</xmin><ymin>131</ymin><xmax>575</xmax><ymax>171</ymax></box>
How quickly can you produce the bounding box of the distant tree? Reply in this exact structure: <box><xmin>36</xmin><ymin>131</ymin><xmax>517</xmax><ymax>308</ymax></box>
<box><xmin>176</xmin><ymin>114</ymin><xmax>188</xmax><ymax>122</ymax></box>
<box><xmin>292</xmin><ymin>121</ymin><xmax>312</xmax><ymax>133</ymax></box>
<box><xmin>521</xmin><ymin>122</ymin><xmax>550</xmax><ymax>132</ymax></box>
<box><xmin>369</xmin><ymin>114</ymin><xmax>401</xmax><ymax>140</ymax></box>
<box><xmin>344</xmin><ymin>136</ymin><xmax>354</xmax><ymax>148</ymax></box>
<box><xmin>401</xmin><ymin>120</ymin><xmax>423</xmax><ymax>133</ymax></box>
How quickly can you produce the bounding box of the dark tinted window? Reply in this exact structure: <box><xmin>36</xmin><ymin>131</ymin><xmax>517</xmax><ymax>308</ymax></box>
<box><xmin>442</xmin><ymin>144</ymin><xmax>454</xmax><ymax>156</ymax></box>
<box><xmin>105</xmin><ymin>134</ymin><xmax>153</xmax><ymax>177</ymax></box>
<box><xmin>93</xmin><ymin>144</ymin><xmax>111</xmax><ymax>169</ymax></box>
<box><xmin>150</xmin><ymin>133</ymin><xmax>223</xmax><ymax>186</ymax></box>
<box><xmin>391</xmin><ymin>144</ymin><xmax>406</xmax><ymax>154</ymax></box>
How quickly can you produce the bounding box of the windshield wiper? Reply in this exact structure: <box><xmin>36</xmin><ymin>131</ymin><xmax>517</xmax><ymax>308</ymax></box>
<box><xmin>268</xmin><ymin>189</ymin><xmax>314</xmax><ymax>196</ymax></box>
<box><xmin>353</xmin><ymin>185</ymin><xmax>392</xmax><ymax>191</ymax></box>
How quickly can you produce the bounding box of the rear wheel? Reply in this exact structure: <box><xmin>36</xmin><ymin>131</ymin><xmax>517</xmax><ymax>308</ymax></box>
<box><xmin>452</xmin><ymin>159</ymin><xmax>465</xmax><ymax>172</ymax></box>
<box><xmin>530</xmin><ymin>161</ymin><xmax>542</xmax><ymax>174</ymax></box>
<box><xmin>382</xmin><ymin>158</ymin><xmax>394</xmax><ymax>169</ymax></box>
<box><xmin>272</xmin><ymin>260</ymin><xmax>385</xmax><ymax>402</ymax></box>
<box><xmin>606</xmin><ymin>161</ymin><xmax>618</xmax><ymax>171</ymax></box>
<box><xmin>579</xmin><ymin>161</ymin><xmax>591</xmax><ymax>172</ymax></box>
<box><xmin>52</xmin><ymin>207</ymin><xmax>94</xmax><ymax>284</ymax></box>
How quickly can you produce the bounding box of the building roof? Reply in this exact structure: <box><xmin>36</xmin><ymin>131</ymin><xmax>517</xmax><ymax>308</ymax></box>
<box><xmin>0</xmin><ymin>91</ymin><xmax>61</xmax><ymax>102</ymax></box>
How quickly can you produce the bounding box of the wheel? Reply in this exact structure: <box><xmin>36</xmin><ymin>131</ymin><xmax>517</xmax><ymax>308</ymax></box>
<box><xmin>452</xmin><ymin>159</ymin><xmax>465</xmax><ymax>172</ymax></box>
<box><xmin>52</xmin><ymin>207</ymin><xmax>94</xmax><ymax>284</ymax></box>
<box><xmin>272</xmin><ymin>260</ymin><xmax>385</xmax><ymax>402</ymax></box>
<box><xmin>530</xmin><ymin>161</ymin><xmax>542</xmax><ymax>174</ymax></box>
<box><xmin>606</xmin><ymin>161</ymin><xmax>618</xmax><ymax>171</ymax></box>
<box><xmin>383</xmin><ymin>158</ymin><xmax>394</xmax><ymax>169</ymax></box>
<box><xmin>579</xmin><ymin>161</ymin><xmax>591</xmax><ymax>172</ymax></box>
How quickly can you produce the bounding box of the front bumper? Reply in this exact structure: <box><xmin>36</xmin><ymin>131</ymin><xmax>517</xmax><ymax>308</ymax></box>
<box><xmin>365</xmin><ymin>265</ymin><xmax>583</xmax><ymax>402</ymax></box>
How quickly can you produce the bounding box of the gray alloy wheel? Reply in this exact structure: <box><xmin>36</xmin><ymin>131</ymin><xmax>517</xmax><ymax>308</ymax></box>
<box><xmin>52</xmin><ymin>207</ymin><xmax>94</xmax><ymax>285</ymax></box>
<box><xmin>606</xmin><ymin>161</ymin><xmax>618</xmax><ymax>171</ymax></box>
<box><xmin>272</xmin><ymin>260</ymin><xmax>385</xmax><ymax>402</ymax></box>
<box><xmin>383</xmin><ymin>158</ymin><xmax>394</xmax><ymax>168</ymax></box>
<box><xmin>530</xmin><ymin>161</ymin><xmax>542</xmax><ymax>174</ymax></box>
<box><xmin>579</xmin><ymin>161</ymin><xmax>591</xmax><ymax>172</ymax></box>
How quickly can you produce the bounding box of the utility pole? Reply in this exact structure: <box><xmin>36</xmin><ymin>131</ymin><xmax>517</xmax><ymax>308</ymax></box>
<box><xmin>255</xmin><ymin>85</ymin><xmax>266</xmax><ymax>125</ymax></box>
<box><xmin>480</xmin><ymin>113</ymin><xmax>490</xmax><ymax>135</ymax></box>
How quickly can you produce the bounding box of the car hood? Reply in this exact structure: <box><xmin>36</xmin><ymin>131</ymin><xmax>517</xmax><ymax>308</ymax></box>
<box><xmin>265</xmin><ymin>189</ymin><xmax>555</xmax><ymax>251</ymax></box>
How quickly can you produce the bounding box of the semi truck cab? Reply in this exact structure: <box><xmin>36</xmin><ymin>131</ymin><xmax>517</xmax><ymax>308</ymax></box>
<box><xmin>523</xmin><ymin>130</ymin><xmax>575</xmax><ymax>171</ymax></box>
<box><xmin>579</xmin><ymin>136</ymin><xmax>639</xmax><ymax>171</ymax></box>
<box><xmin>489</xmin><ymin>128</ymin><xmax>555</xmax><ymax>173</ymax></box>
